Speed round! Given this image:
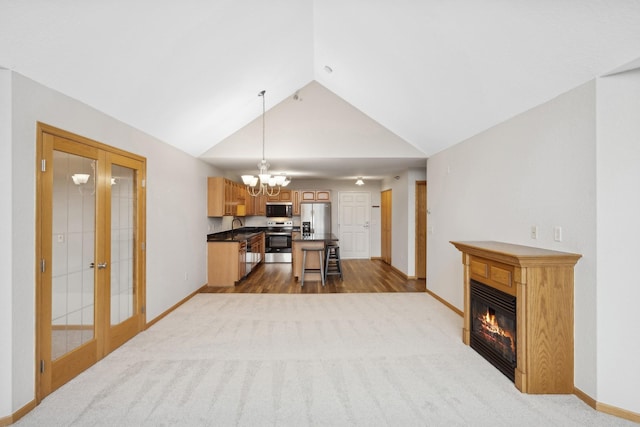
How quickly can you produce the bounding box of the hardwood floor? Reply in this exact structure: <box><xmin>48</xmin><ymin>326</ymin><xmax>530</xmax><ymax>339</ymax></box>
<box><xmin>200</xmin><ymin>259</ymin><xmax>426</xmax><ymax>294</ymax></box>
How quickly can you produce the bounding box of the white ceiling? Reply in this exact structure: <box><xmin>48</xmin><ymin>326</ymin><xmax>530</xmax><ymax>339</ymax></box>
<box><xmin>2</xmin><ymin>1</ymin><xmax>640</xmax><ymax>180</ymax></box>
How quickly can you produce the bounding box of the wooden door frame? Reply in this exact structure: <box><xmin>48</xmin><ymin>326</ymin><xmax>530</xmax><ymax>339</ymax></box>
<box><xmin>415</xmin><ymin>181</ymin><xmax>427</xmax><ymax>279</ymax></box>
<box><xmin>35</xmin><ymin>122</ymin><xmax>146</xmax><ymax>402</ymax></box>
<box><xmin>381</xmin><ymin>189</ymin><xmax>392</xmax><ymax>265</ymax></box>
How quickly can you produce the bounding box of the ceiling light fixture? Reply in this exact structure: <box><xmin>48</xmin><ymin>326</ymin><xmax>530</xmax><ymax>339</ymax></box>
<box><xmin>71</xmin><ymin>174</ymin><xmax>90</xmax><ymax>185</ymax></box>
<box><xmin>355</xmin><ymin>177</ymin><xmax>365</xmax><ymax>186</ymax></box>
<box><xmin>241</xmin><ymin>90</ymin><xmax>291</xmax><ymax>197</ymax></box>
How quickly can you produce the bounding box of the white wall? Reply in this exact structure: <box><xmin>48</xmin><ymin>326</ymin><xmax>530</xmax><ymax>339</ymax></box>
<box><xmin>427</xmin><ymin>81</ymin><xmax>598</xmax><ymax>397</ymax></box>
<box><xmin>6</xmin><ymin>71</ymin><xmax>219</xmax><ymax>417</ymax></box>
<box><xmin>0</xmin><ymin>69</ymin><xmax>13</xmax><ymax>418</ymax></box>
<box><xmin>596</xmin><ymin>68</ymin><xmax>640</xmax><ymax>414</ymax></box>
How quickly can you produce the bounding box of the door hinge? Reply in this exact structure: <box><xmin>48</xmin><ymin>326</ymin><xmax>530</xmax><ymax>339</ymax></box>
<box><xmin>141</xmin><ymin>242</ymin><xmax>145</xmax><ymax>251</ymax></box>
<box><xmin>40</xmin><ymin>360</ymin><xmax>45</xmax><ymax>373</ymax></box>
<box><xmin>40</xmin><ymin>259</ymin><xmax>46</xmax><ymax>273</ymax></box>
<box><xmin>141</xmin><ymin>179</ymin><xmax>146</xmax><ymax>188</ymax></box>
<box><xmin>41</xmin><ymin>159</ymin><xmax>46</xmax><ymax>172</ymax></box>
<box><xmin>141</xmin><ymin>305</ymin><xmax>146</xmax><ymax>314</ymax></box>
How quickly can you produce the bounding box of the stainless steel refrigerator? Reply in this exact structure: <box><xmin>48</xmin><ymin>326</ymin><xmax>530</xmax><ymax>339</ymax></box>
<box><xmin>300</xmin><ymin>202</ymin><xmax>331</xmax><ymax>234</ymax></box>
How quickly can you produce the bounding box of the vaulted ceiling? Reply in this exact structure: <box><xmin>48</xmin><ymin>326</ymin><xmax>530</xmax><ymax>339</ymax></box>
<box><xmin>2</xmin><ymin>1</ymin><xmax>640</xmax><ymax>180</ymax></box>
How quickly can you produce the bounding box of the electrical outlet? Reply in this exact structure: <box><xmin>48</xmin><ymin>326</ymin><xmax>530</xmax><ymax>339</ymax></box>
<box><xmin>554</xmin><ymin>226</ymin><xmax>563</xmax><ymax>242</ymax></box>
<box><xmin>530</xmin><ymin>226</ymin><xmax>538</xmax><ymax>240</ymax></box>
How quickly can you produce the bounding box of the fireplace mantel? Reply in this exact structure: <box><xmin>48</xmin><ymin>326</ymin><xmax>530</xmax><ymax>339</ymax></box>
<box><xmin>451</xmin><ymin>241</ymin><xmax>581</xmax><ymax>394</ymax></box>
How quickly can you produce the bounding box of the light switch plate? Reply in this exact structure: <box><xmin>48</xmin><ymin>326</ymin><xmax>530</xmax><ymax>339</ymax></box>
<box><xmin>554</xmin><ymin>226</ymin><xmax>562</xmax><ymax>242</ymax></box>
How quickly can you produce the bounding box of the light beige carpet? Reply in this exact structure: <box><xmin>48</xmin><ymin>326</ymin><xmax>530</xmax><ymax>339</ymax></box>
<box><xmin>16</xmin><ymin>293</ymin><xmax>637</xmax><ymax>426</ymax></box>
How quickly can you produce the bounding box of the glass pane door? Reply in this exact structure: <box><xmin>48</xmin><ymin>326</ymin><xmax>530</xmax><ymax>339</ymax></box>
<box><xmin>51</xmin><ymin>151</ymin><xmax>96</xmax><ymax>360</ymax></box>
<box><xmin>110</xmin><ymin>164</ymin><xmax>136</xmax><ymax>326</ymax></box>
<box><xmin>104</xmin><ymin>152</ymin><xmax>145</xmax><ymax>353</ymax></box>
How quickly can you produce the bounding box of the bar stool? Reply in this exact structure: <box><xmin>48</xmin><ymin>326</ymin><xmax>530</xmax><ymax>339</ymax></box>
<box><xmin>325</xmin><ymin>243</ymin><xmax>343</xmax><ymax>280</ymax></box>
<box><xmin>301</xmin><ymin>247</ymin><xmax>325</xmax><ymax>287</ymax></box>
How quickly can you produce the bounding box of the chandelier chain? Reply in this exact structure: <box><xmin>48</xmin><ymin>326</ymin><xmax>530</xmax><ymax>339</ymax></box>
<box><xmin>241</xmin><ymin>89</ymin><xmax>289</xmax><ymax>197</ymax></box>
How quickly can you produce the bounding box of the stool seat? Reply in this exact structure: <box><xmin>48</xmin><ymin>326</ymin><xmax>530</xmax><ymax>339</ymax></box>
<box><xmin>301</xmin><ymin>247</ymin><xmax>325</xmax><ymax>287</ymax></box>
<box><xmin>325</xmin><ymin>243</ymin><xmax>343</xmax><ymax>280</ymax></box>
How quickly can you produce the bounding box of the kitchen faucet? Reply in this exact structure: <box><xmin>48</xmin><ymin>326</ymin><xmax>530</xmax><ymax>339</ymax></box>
<box><xmin>231</xmin><ymin>217</ymin><xmax>243</xmax><ymax>235</ymax></box>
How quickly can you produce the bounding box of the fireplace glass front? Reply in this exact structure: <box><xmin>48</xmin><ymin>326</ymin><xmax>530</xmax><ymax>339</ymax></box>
<box><xmin>470</xmin><ymin>279</ymin><xmax>517</xmax><ymax>381</ymax></box>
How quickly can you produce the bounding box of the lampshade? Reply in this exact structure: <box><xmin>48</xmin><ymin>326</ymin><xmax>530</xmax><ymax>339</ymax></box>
<box><xmin>72</xmin><ymin>174</ymin><xmax>90</xmax><ymax>185</ymax></box>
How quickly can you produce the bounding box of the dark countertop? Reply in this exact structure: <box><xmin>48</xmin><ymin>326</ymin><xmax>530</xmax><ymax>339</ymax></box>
<box><xmin>207</xmin><ymin>228</ymin><xmax>265</xmax><ymax>242</ymax></box>
<box><xmin>293</xmin><ymin>233</ymin><xmax>338</xmax><ymax>242</ymax></box>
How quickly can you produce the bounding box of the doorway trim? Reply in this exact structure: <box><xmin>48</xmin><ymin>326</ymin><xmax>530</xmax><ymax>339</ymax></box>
<box><xmin>415</xmin><ymin>181</ymin><xmax>427</xmax><ymax>279</ymax></box>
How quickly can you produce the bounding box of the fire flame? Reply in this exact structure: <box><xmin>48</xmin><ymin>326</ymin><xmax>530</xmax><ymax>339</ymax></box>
<box><xmin>479</xmin><ymin>308</ymin><xmax>515</xmax><ymax>354</ymax></box>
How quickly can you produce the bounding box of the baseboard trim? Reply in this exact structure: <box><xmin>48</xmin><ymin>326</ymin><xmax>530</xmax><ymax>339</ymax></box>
<box><xmin>574</xmin><ymin>386</ymin><xmax>640</xmax><ymax>423</ymax></box>
<box><xmin>573</xmin><ymin>387</ymin><xmax>597</xmax><ymax>409</ymax></box>
<box><xmin>145</xmin><ymin>284</ymin><xmax>208</xmax><ymax>329</ymax></box>
<box><xmin>596</xmin><ymin>401</ymin><xmax>640</xmax><ymax>423</ymax></box>
<box><xmin>426</xmin><ymin>288</ymin><xmax>463</xmax><ymax>317</ymax></box>
<box><xmin>0</xmin><ymin>399</ymin><xmax>36</xmax><ymax>426</ymax></box>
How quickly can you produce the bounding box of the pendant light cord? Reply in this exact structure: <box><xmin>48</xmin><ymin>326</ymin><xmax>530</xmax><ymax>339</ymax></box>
<box><xmin>259</xmin><ymin>90</ymin><xmax>266</xmax><ymax>162</ymax></box>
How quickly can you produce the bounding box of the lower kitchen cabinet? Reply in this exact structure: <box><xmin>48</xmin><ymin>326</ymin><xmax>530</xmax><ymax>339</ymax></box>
<box><xmin>207</xmin><ymin>232</ymin><xmax>265</xmax><ymax>286</ymax></box>
<box><xmin>207</xmin><ymin>241</ymin><xmax>247</xmax><ymax>287</ymax></box>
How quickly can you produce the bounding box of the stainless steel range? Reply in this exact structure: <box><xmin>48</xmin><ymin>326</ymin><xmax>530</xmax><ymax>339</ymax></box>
<box><xmin>264</xmin><ymin>220</ymin><xmax>293</xmax><ymax>263</ymax></box>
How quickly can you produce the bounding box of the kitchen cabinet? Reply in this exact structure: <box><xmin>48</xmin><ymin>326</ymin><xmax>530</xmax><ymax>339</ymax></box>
<box><xmin>207</xmin><ymin>241</ymin><xmax>247</xmax><ymax>286</ymax></box>
<box><xmin>207</xmin><ymin>177</ymin><xmax>247</xmax><ymax>217</ymax></box>
<box><xmin>266</xmin><ymin>189</ymin><xmax>292</xmax><ymax>202</ymax></box>
<box><xmin>248</xmin><ymin>233</ymin><xmax>265</xmax><ymax>270</ymax></box>
<box><xmin>207</xmin><ymin>232</ymin><xmax>264</xmax><ymax>286</ymax></box>
<box><xmin>294</xmin><ymin>190</ymin><xmax>330</xmax><ymax>216</ymax></box>
<box><xmin>254</xmin><ymin>194</ymin><xmax>267</xmax><ymax>216</ymax></box>
<box><xmin>292</xmin><ymin>191</ymin><xmax>301</xmax><ymax>216</ymax></box>
<box><xmin>300</xmin><ymin>190</ymin><xmax>331</xmax><ymax>202</ymax></box>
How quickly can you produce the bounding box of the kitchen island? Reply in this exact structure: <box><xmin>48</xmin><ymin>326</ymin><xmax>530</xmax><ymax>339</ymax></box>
<box><xmin>292</xmin><ymin>233</ymin><xmax>339</xmax><ymax>281</ymax></box>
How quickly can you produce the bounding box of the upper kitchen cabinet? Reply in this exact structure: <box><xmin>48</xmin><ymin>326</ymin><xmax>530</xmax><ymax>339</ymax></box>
<box><xmin>245</xmin><ymin>193</ymin><xmax>266</xmax><ymax>216</ymax></box>
<box><xmin>207</xmin><ymin>177</ymin><xmax>246</xmax><ymax>217</ymax></box>
<box><xmin>266</xmin><ymin>189</ymin><xmax>292</xmax><ymax>202</ymax></box>
<box><xmin>292</xmin><ymin>190</ymin><xmax>301</xmax><ymax>215</ymax></box>
<box><xmin>301</xmin><ymin>190</ymin><xmax>331</xmax><ymax>202</ymax></box>
<box><xmin>293</xmin><ymin>190</ymin><xmax>331</xmax><ymax>216</ymax></box>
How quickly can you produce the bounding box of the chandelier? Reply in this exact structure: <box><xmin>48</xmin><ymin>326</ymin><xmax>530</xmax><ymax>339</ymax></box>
<box><xmin>241</xmin><ymin>90</ymin><xmax>291</xmax><ymax>197</ymax></box>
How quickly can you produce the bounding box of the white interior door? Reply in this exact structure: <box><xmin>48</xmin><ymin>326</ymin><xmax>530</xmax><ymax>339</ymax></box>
<box><xmin>338</xmin><ymin>192</ymin><xmax>371</xmax><ymax>259</ymax></box>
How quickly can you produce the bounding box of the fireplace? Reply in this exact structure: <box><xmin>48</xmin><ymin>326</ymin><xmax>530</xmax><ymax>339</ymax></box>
<box><xmin>470</xmin><ymin>279</ymin><xmax>517</xmax><ymax>381</ymax></box>
<box><xmin>451</xmin><ymin>241</ymin><xmax>581</xmax><ymax>394</ymax></box>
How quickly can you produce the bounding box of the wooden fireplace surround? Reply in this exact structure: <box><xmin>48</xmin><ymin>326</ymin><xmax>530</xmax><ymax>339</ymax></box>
<box><xmin>451</xmin><ymin>241</ymin><xmax>581</xmax><ymax>394</ymax></box>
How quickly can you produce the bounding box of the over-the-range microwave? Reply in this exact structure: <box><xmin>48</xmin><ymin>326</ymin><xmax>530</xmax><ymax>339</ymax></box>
<box><xmin>266</xmin><ymin>202</ymin><xmax>293</xmax><ymax>218</ymax></box>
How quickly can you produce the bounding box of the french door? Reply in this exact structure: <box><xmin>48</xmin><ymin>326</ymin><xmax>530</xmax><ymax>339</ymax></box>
<box><xmin>36</xmin><ymin>124</ymin><xmax>146</xmax><ymax>400</ymax></box>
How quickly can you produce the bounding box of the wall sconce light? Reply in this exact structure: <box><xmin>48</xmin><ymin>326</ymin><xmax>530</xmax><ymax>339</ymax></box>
<box><xmin>71</xmin><ymin>174</ymin><xmax>90</xmax><ymax>185</ymax></box>
<box><xmin>355</xmin><ymin>177</ymin><xmax>365</xmax><ymax>186</ymax></box>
